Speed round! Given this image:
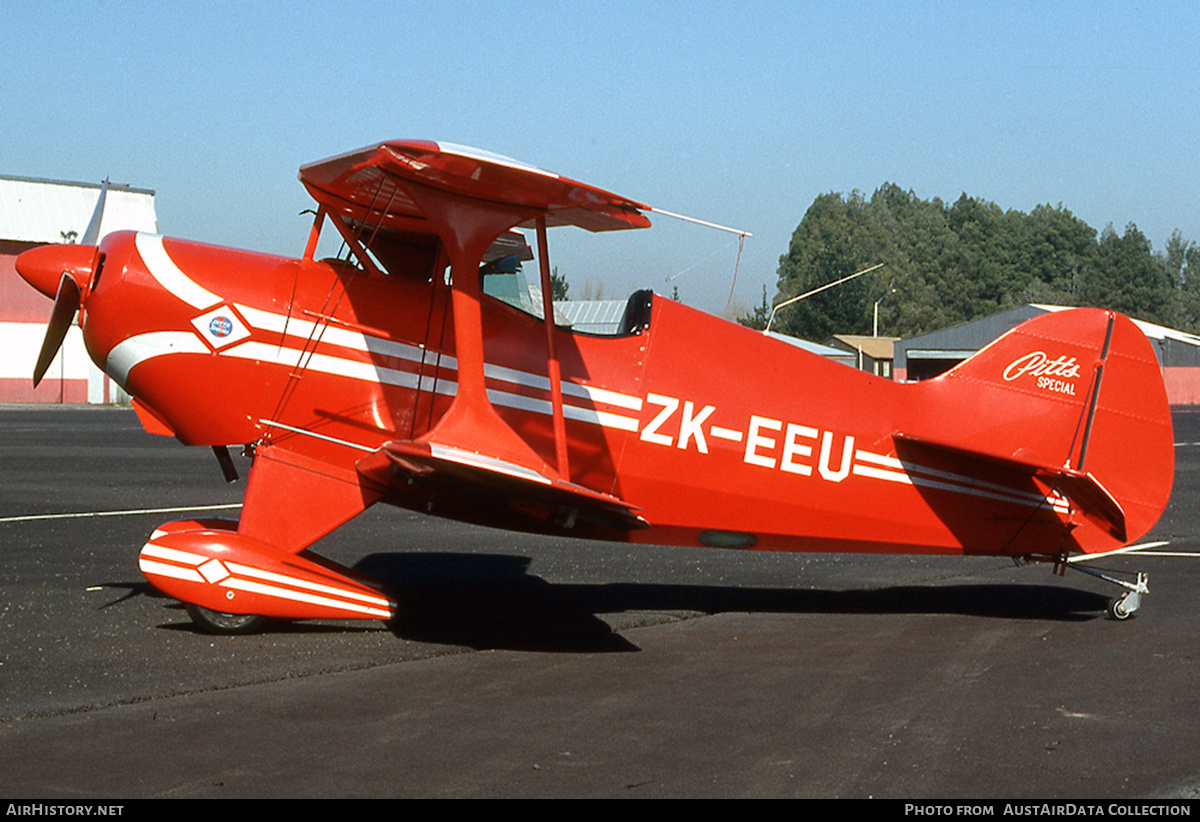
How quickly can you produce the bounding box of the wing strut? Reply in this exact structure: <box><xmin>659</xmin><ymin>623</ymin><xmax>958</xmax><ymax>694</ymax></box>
<box><xmin>303</xmin><ymin>206</ymin><xmax>325</xmax><ymax>261</ymax></box>
<box><xmin>535</xmin><ymin>216</ymin><xmax>569</xmax><ymax>478</ymax></box>
<box><xmin>398</xmin><ymin>176</ymin><xmax>555</xmax><ymax>475</ymax></box>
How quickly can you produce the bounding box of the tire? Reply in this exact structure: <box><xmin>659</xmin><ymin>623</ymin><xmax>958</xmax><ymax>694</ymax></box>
<box><xmin>1106</xmin><ymin>596</ymin><xmax>1132</xmax><ymax>621</ymax></box>
<box><xmin>186</xmin><ymin>604</ymin><xmax>269</xmax><ymax>635</ymax></box>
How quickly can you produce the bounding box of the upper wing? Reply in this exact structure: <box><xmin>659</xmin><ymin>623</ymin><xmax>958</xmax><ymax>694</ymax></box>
<box><xmin>298</xmin><ymin>140</ymin><xmax>652</xmax><ymax>237</ymax></box>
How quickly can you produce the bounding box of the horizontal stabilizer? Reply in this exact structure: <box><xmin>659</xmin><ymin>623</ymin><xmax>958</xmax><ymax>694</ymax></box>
<box><xmin>1041</xmin><ymin>466</ymin><xmax>1126</xmax><ymax>542</ymax></box>
<box><xmin>382</xmin><ymin>440</ymin><xmax>649</xmax><ymax>531</ymax></box>
<box><xmin>894</xmin><ymin>432</ymin><xmax>1127</xmax><ymax>542</ymax></box>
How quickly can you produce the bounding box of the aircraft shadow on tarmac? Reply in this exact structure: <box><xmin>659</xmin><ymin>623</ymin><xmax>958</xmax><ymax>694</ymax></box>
<box><xmin>352</xmin><ymin>552</ymin><xmax>1113</xmax><ymax>653</ymax></box>
<box><xmin>95</xmin><ymin>552</ymin><xmax>1112</xmax><ymax>652</ymax></box>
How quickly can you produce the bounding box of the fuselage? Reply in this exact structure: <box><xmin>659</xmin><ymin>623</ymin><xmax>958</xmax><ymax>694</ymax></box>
<box><xmin>48</xmin><ymin>229</ymin><xmax>1166</xmax><ymax>560</ymax></box>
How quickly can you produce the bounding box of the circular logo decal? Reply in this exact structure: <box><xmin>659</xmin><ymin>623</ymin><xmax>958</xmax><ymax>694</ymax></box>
<box><xmin>209</xmin><ymin>316</ymin><xmax>234</xmax><ymax>338</ymax></box>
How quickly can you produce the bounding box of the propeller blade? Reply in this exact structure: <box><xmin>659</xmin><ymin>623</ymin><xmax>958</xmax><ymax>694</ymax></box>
<box><xmin>80</xmin><ymin>180</ymin><xmax>109</xmax><ymax>246</ymax></box>
<box><xmin>33</xmin><ymin>273</ymin><xmax>82</xmax><ymax>388</ymax></box>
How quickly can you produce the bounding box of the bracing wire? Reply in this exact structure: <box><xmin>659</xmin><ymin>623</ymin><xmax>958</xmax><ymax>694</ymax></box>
<box><xmin>664</xmin><ymin>235</ymin><xmax>742</xmax><ymax>284</ymax></box>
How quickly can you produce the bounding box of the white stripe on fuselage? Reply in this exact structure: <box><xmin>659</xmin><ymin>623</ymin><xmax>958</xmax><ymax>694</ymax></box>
<box><xmin>136</xmin><ymin>233</ymin><xmax>222</xmax><ymax>310</ymax></box>
<box><xmin>107</xmin><ymin>332</ymin><xmax>210</xmax><ymax>385</ymax></box>
<box><xmin>128</xmin><ymin>234</ymin><xmax>644</xmax><ymax>427</ymax></box>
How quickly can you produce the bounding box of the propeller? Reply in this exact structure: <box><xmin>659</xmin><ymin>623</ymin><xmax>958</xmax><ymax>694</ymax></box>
<box><xmin>17</xmin><ymin>180</ymin><xmax>108</xmax><ymax>387</ymax></box>
<box><xmin>32</xmin><ymin>274</ymin><xmax>82</xmax><ymax>387</ymax></box>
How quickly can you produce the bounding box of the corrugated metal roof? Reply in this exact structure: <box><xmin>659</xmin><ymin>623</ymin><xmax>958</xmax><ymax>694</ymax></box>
<box><xmin>553</xmin><ymin>299</ymin><xmax>630</xmax><ymax>334</ymax></box>
<box><xmin>765</xmin><ymin>331</ymin><xmax>858</xmax><ymax>365</ymax></box>
<box><xmin>1033</xmin><ymin>304</ymin><xmax>1200</xmax><ymax>350</ymax></box>
<box><xmin>0</xmin><ymin>175</ymin><xmax>157</xmax><ymax>244</ymax></box>
<box><xmin>896</xmin><ymin>304</ymin><xmax>1200</xmax><ymax>371</ymax></box>
<box><xmin>826</xmin><ymin>334</ymin><xmax>899</xmax><ymax>361</ymax></box>
<box><xmin>526</xmin><ymin>279</ymin><xmax>630</xmax><ymax>333</ymax></box>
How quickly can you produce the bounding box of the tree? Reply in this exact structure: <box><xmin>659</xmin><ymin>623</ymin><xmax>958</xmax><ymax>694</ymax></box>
<box><xmin>549</xmin><ymin>266</ymin><xmax>569</xmax><ymax>301</ymax></box>
<box><xmin>773</xmin><ymin>190</ymin><xmax>887</xmax><ymax>340</ymax></box>
<box><xmin>1019</xmin><ymin>203</ymin><xmax>1096</xmax><ymax>305</ymax></box>
<box><xmin>766</xmin><ymin>185</ymin><xmax>1195</xmax><ymax>340</ymax></box>
<box><xmin>737</xmin><ymin>285</ymin><xmax>772</xmax><ymax>331</ymax></box>
<box><xmin>1161</xmin><ymin>230</ymin><xmax>1200</xmax><ymax>331</ymax></box>
<box><xmin>1081</xmin><ymin>224</ymin><xmax>1172</xmax><ymax>325</ymax></box>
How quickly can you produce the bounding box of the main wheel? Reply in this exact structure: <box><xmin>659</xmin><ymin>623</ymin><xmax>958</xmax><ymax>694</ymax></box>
<box><xmin>185</xmin><ymin>604</ymin><xmax>268</xmax><ymax>635</ymax></box>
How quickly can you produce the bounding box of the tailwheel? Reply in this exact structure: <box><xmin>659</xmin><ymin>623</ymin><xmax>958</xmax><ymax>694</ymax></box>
<box><xmin>1064</xmin><ymin>556</ymin><xmax>1149</xmax><ymax>622</ymax></box>
<box><xmin>1106</xmin><ymin>590</ymin><xmax>1140</xmax><ymax>621</ymax></box>
<box><xmin>185</xmin><ymin>604</ymin><xmax>269</xmax><ymax>635</ymax></box>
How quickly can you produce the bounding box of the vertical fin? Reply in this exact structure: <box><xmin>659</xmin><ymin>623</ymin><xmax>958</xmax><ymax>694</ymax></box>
<box><xmin>923</xmin><ymin>308</ymin><xmax>1172</xmax><ymax>552</ymax></box>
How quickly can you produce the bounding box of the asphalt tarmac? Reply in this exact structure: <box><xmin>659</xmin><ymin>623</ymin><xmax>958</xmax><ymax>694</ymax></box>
<box><xmin>1</xmin><ymin>406</ymin><xmax>1199</xmax><ymax>799</ymax></box>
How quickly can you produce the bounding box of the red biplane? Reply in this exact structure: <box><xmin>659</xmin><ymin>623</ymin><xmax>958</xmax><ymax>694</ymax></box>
<box><xmin>15</xmin><ymin>141</ymin><xmax>1174</xmax><ymax>631</ymax></box>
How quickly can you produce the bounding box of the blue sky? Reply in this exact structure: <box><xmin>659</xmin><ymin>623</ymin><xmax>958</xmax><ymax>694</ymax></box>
<box><xmin>5</xmin><ymin>1</ymin><xmax>1199</xmax><ymax>317</ymax></box>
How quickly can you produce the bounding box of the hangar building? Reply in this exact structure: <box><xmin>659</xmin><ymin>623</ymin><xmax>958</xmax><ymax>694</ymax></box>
<box><xmin>894</xmin><ymin>304</ymin><xmax>1200</xmax><ymax>404</ymax></box>
<box><xmin>822</xmin><ymin>334</ymin><xmax>899</xmax><ymax>378</ymax></box>
<box><xmin>0</xmin><ymin>175</ymin><xmax>157</xmax><ymax>403</ymax></box>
